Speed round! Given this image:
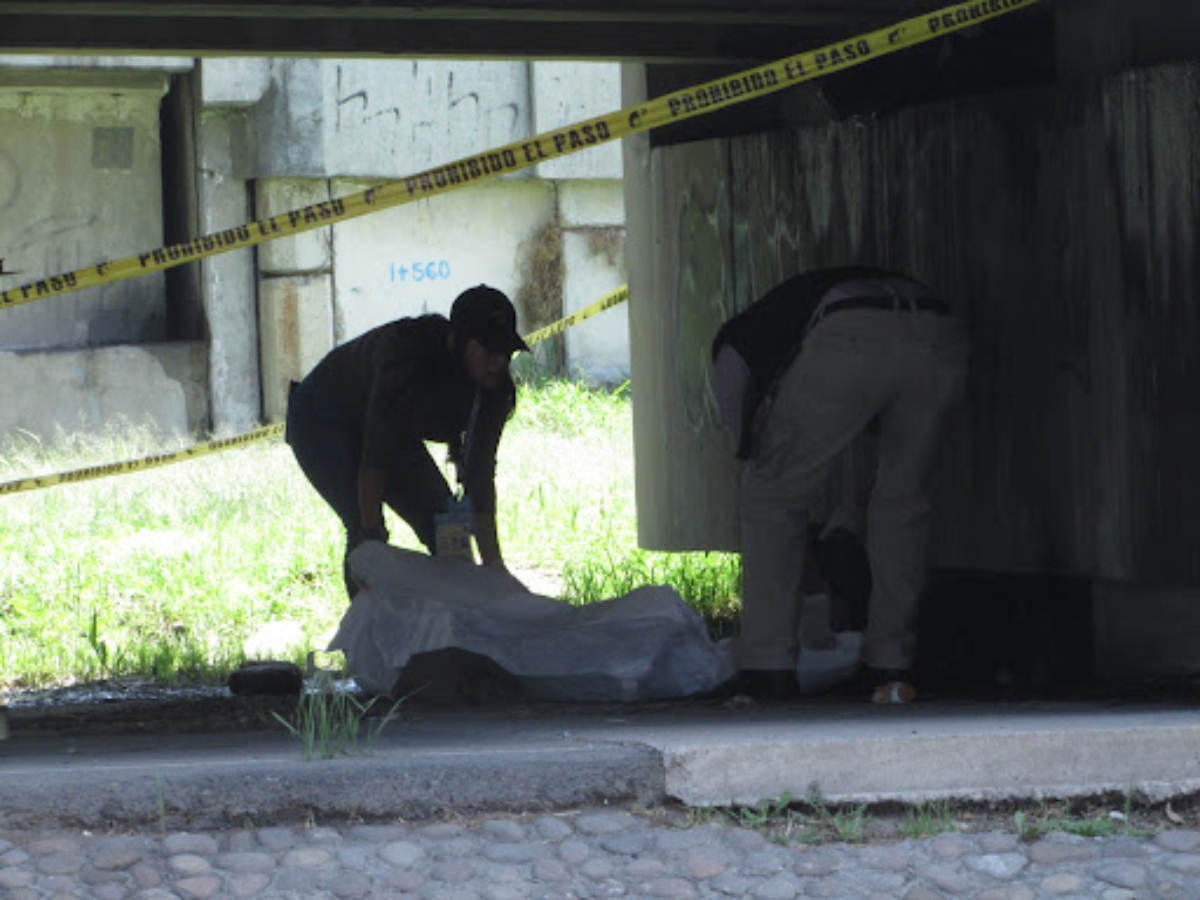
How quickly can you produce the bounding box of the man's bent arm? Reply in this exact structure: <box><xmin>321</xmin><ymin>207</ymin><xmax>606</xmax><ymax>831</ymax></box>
<box><xmin>357</xmin><ymin>467</ymin><xmax>389</xmax><ymax>540</ymax></box>
<box><xmin>473</xmin><ymin>512</ymin><xmax>503</xmax><ymax>567</ymax></box>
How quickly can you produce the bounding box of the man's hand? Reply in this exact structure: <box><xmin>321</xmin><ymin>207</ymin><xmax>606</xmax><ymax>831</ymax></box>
<box><xmin>351</xmin><ymin>524</ymin><xmax>389</xmax><ymax>548</ymax></box>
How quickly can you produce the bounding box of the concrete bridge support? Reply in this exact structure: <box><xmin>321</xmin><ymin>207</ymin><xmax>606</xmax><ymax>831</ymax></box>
<box><xmin>624</xmin><ymin>55</ymin><xmax>1200</xmax><ymax>587</ymax></box>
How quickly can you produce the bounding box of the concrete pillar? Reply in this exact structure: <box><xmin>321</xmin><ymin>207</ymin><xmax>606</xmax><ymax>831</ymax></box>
<box><xmin>622</xmin><ymin>63</ymin><xmax>740</xmax><ymax>552</ymax></box>
<box><xmin>624</xmin><ymin>49</ymin><xmax>1200</xmax><ymax>585</ymax></box>
<box><xmin>196</xmin><ymin>107</ymin><xmax>260</xmax><ymax>435</ymax></box>
<box><xmin>256</xmin><ymin>179</ymin><xmax>335</xmax><ymax>423</ymax></box>
<box><xmin>258</xmin><ymin>277</ymin><xmax>335</xmax><ymax>423</ymax></box>
<box><xmin>1093</xmin><ymin>580</ymin><xmax>1200</xmax><ymax>684</ymax></box>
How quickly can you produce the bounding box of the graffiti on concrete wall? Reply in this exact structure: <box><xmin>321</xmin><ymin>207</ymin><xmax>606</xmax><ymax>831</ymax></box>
<box><xmin>388</xmin><ymin>260</ymin><xmax>453</xmax><ymax>284</ymax></box>
<box><xmin>332</xmin><ymin>61</ymin><xmax>527</xmax><ymax>175</ymax></box>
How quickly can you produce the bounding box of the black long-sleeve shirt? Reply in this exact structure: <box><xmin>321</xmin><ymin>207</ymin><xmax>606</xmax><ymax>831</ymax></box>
<box><xmin>299</xmin><ymin>315</ymin><xmax>513</xmax><ymax>513</ymax></box>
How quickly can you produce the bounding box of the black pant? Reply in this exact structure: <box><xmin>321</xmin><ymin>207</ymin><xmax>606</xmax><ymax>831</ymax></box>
<box><xmin>286</xmin><ymin>381</ymin><xmax>452</xmax><ymax>597</ymax></box>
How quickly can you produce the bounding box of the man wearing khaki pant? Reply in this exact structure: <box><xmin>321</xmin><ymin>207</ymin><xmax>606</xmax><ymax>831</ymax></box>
<box><xmin>712</xmin><ymin>266</ymin><xmax>970</xmax><ymax>703</ymax></box>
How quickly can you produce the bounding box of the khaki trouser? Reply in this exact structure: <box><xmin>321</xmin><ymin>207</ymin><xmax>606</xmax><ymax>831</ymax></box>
<box><xmin>736</xmin><ymin>308</ymin><xmax>969</xmax><ymax>672</ymax></box>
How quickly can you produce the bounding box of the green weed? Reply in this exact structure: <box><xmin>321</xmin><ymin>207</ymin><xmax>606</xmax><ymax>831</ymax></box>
<box><xmin>709</xmin><ymin>786</ymin><xmax>873</xmax><ymax>846</ymax></box>
<box><xmin>902</xmin><ymin>801</ymin><xmax>959</xmax><ymax>839</ymax></box>
<box><xmin>272</xmin><ymin>690</ymin><xmax>405</xmax><ymax>762</ymax></box>
<box><xmin>731</xmin><ymin>791</ymin><xmax>795</xmax><ymax>831</ymax></box>
<box><xmin>156</xmin><ymin>775</ymin><xmax>167</xmax><ymax>832</ymax></box>
<box><xmin>1013</xmin><ymin>793</ymin><xmax>1155</xmax><ymax>841</ymax></box>
<box><xmin>802</xmin><ymin>785</ymin><xmax>868</xmax><ymax>844</ymax></box>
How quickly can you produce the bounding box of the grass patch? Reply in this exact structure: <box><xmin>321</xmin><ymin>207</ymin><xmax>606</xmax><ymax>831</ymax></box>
<box><xmin>0</xmin><ymin>380</ymin><xmax>741</xmax><ymax>692</ymax></box>
<box><xmin>902</xmin><ymin>801</ymin><xmax>959</xmax><ymax>840</ymax></box>
<box><xmin>1012</xmin><ymin>793</ymin><xmax>1156</xmax><ymax>841</ymax></box>
<box><xmin>651</xmin><ymin>788</ymin><xmax>1174</xmax><ymax>846</ymax></box>
<box><xmin>665</xmin><ymin>788</ymin><xmax>873</xmax><ymax>846</ymax></box>
<box><xmin>273</xmin><ymin>688</ymin><xmax>405</xmax><ymax>761</ymax></box>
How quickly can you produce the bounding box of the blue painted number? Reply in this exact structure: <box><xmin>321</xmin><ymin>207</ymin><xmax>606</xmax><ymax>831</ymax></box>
<box><xmin>390</xmin><ymin>260</ymin><xmax>452</xmax><ymax>283</ymax></box>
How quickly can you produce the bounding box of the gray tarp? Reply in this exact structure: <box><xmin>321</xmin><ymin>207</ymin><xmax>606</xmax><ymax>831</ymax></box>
<box><xmin>329</xmin><ymin>542</ymin><xmax>736</xmax><ymax>702</ymax></box>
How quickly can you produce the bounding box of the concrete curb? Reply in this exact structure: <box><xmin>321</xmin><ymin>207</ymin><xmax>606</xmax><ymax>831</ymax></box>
<box><xmin>3</xmin><ymin>701</ymin><xmax>1199</xmax><ymax>829</ymax></box>
<box><xmin>0</xmin><ymin>735</ymin><xmax>664</xmax><ymax>830</ymax></box>
<box><xmin>655</xmin><ymin>713</ymin><xmax>1200</xmax><ymax>807</ymax></box>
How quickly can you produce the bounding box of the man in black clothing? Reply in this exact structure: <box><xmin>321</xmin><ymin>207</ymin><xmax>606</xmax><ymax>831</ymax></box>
<box><xmin>712</xmin><ymin>266</ymin><xmax>969</xmax><ymax>702</ymax></box>
<box><xmin>286</xmin><ymin>284</ymin><xmax>529</xmax><ymax>598</ymax></box>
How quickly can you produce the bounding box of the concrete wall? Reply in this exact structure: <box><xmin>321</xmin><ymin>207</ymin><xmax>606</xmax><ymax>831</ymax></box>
<box><xmin>240</xmin><ymin>59</ymin><xmax>532</xmax><ymax>179</ymax></box>
<box><xmin>244</xmin><ymin>58</ymin><xmax>622</xmax><ymax>181</ymax></box>
<box><xmin>532</xmin><ymin>63</ymin><xmax>623</xmax><ymax>182</ymax></box>
<box><xmin>0</xmin><ymin>57</ymin><xmax>207</xmax><ymax>443</ymax></box>
<box><xmin>0</xmin><ymin>55</ymin><xmax>628</xmax><ymax>445</ymax></box>
<box><xmin>626</xmin><ymin>59</ymin><xmax>1200</xmax><ymax>587</ymax></box>
<box><xmin>255</xmin><ymin>175</ymin><xmax>630</xmax><ymax>420</ymax></box>
<box><xmin>331</xmin><ymin>179</ymin><xmax>555</xmax><ymax>339</ymax></box>
<box><xmin>0</xmin><ymin>342</ymin><xmax>208</xmax><ymax>440</ymax></box>
<box><xmin>560</xmin><ymin>181</ymin><xmax>628</xmax><ymax>386</ymax></box>
<box><xmin>0</xmin><ymin>71</ymin><xmax>173</xmax><ymax>352</ymax></box>
<box><xmin>238</xmin><ymin>57</ymin><xmax>629</xmax><ymax>421</ymax></box>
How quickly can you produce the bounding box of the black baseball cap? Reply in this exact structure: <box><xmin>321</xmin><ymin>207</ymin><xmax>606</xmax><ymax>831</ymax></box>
<box><xmin>450</xmin><ymin>285</ymin><xmax>530</xmax><ymax>355</ymax></box>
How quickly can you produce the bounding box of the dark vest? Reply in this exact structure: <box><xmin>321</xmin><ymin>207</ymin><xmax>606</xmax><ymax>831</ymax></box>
<box><xmin>712</xmin><ymin>266</ymin><xmax>900</xmax><ymax>458</ymax></box>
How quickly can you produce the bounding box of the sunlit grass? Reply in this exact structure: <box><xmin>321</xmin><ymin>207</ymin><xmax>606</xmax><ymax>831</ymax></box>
<box><xmin>0</xmin><ymin>380</ymin><xmax>741</xmax><ymax>691</ymax></box>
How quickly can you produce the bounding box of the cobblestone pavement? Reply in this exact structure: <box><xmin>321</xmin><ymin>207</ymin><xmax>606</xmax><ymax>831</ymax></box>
<box><xmin>1</xmin><ymin>808</ymin><xmax>1198</xmax><ymax>899</ymax></box>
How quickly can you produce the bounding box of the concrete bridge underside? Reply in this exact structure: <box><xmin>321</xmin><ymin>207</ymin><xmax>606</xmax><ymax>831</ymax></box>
<box><xmin>0</xmin><ymin>1</ymin><xmax>972</xmax><ymax>62</ymax></box>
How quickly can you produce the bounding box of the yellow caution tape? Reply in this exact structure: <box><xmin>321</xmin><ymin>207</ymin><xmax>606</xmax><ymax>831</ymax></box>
<box><xmin>0</xmin><ymin>285</ymin><xmax>633</xmax><ymax>495</ymax></box>
<box><xmin>0</xmin><ymin>0</ymin><xmax>1038</xmax><ymax>311</ymax></box>
<box><xmin>0</xmin><ymin>423</ymin><xmax>285</xmax><ymax>497</ymax></box>
<box><xmin>523</xmin><ymin>284</ymin><xmax>630</xmax><ymax>347</ymax></box>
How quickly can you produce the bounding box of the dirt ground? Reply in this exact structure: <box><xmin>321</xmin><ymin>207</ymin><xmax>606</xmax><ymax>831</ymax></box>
<box><xmin>2</xmin><ymin>681</ymin><xmax>296</xmax><ymax>739</ymax></box>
